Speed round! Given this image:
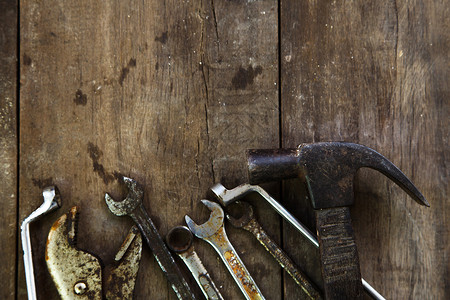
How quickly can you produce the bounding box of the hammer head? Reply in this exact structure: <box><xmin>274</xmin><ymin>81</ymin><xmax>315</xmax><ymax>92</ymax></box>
<box><xmin>105</xmin><ymin>176</ymin><xmax>144</xmax><ymax>216</ymax></box>
<box><xmin>248</xmin><ymin>142</ymin><xmax>429</xmax><ymax>209</ymax></box>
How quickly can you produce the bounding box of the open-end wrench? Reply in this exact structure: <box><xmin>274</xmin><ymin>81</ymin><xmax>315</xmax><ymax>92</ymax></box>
<box><xmin>105</xmin><ymin>176</ymin><xmax>196</xmax><ymax>300</ymax></box>
<box><xmin>21</xmin><ymin>186</ymin><xmax>61</xmax><ymax>300</ymax></box>
<box><xmin>226</xmin><ymin>201</ymin><xmax>322</xmax><ymax>299</ymax></box>
<box><xmin>211</xmin><ymin>183</ymin><xmax>385</xmax><ymax>300</ymax></box>
<box><xmin>166</xmin><ymin>226</ymin><xmax>224</xmax><ymax>300</ymax></box>
<box><xmin>185</xmin><ymin>199</ymin><xmax>265</xmax><ymax>300</ymax></box>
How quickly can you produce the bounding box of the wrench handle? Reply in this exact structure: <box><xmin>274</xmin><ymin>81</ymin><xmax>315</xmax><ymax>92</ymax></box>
<box><xmin>244</xmin><ymin>219</ymin><xmax>322</xmax><ymax>299</ymax></box>
<box><xmin>209</xmin><ymin>227</ymin><xmax>265</xmax><ymax>300</ymax></box>
<box><xmin>178</xmin><ymin>249</ymin><xmax>224</xmax><ymax>300</ymax></box>
<box><xmin>132</xmin><ymin>205</ymin><xmax>196</xmax><ymax>300</ymax></box>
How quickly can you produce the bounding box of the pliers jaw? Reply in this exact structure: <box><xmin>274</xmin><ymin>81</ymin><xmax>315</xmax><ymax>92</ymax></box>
<box><xmin>46</xmin><ymin>206</ymin><xmax>142</xmax><ymax>299</ymax></box>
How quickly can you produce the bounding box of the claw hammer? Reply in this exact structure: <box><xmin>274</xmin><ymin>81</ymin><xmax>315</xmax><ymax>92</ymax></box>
<box><xmin>245</xmin><ymin>142</ymin><xmax>429</xmax><ymax>299</ymax></box>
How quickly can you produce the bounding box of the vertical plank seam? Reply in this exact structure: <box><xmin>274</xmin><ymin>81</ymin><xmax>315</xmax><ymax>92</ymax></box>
<box><xmin>277</xmin><ymin>1</ymin><xmax>285</xmax><ymax>299</ymax></box>
<box><xmin>15</xmin><ymin>0</ymin><xmax>20</xmax><ymax>298</ymax></box>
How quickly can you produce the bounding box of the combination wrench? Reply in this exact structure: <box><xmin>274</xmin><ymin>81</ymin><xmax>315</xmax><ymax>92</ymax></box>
<box><xmin>105</xmin><ymin>176</ymin><xmax>196</xmax><ymax>300</ymax></box>
<box><xmin>21</xmin><ymin>186</ymin><xmax>61</xmax><ymax>300</ymax></box>
<box><xmin>211</xmin><ymin>183</ymin><xmax>385</xmax><ymax>300</ymax></box>
<box><xmin>185</xmin><ymin>199</ymin><xmax>265</xmax><ymax>300</ymax></box>
<box><xmin>166</xmin><ymin>226</ymin><xmax>224</xmax><ymax>300</ymax></box>
<box><xmin>226</xmin><ymin>201</ymin><xmax>322</xmax><ymax>299</ymax></box>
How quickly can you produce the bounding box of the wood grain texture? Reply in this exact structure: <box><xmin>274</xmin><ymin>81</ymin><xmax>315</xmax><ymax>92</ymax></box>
<box><xmin>199</xmin><ymin>1</ymin><xmax>280</xmax><ymax>298</ymax></box>
<box><xmin>281</xmin><ymin>0</ymin><xmax>448</xmax><ymax>299</ymax></box>
<box><xmin>11</xmin><ymin>0</ymin><xmax>448</xmax><ymax>298</ymax></box>
<box><xmin>18</xmin><ymin>0</ymin><xmax>279</xmax><ymax>299</ymax></box>
<box><xmin>0</xmin><ymin>1</ymin><xmax>18</xmax><ymax>299</ymax></box>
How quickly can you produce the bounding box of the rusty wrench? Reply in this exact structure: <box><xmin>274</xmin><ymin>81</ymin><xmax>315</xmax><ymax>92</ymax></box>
<box><xmin>21</xmin><ymin>186</ymin><xmax>61</xmax><ymax>300</ymax></box>
<box><xmin>185</xmin><ymin>199</ymin><xmax>265</xmax><ymax>300</ymax></box>
<box><xmin>211</xmin><ymin>183</ymin><xmax>385</xmax><ymax>300</ymax></box>
<box><xmin>105</xmin><ymin>176</ymin><xmax>196</xmax><ymax>300</ymax></box>
<box><xmin>226</xmin><ymin>201</ymin><xmax>322</xmax><ymax>299</ymax></box>
<box><xmin>166</xmin><ymin>226</ymin><xmax>224</xmax><ymax>300</ymax></box>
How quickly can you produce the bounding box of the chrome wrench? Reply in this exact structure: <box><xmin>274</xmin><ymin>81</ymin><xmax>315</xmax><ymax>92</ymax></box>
<box><xmin>21</xmin><ymin>186</ymin><xmax>61</xmax><ymax>300</ymax></box>
<box><xmin>185</xmin><ymin>200</ymin><xmax>265</xmax><ymax>300</ymax></box>
<box><xmin>211</xmin><ymin>183</ymin><xmax>385</xmax><ymax>300</ymax></box>
<box><xmin>166</xmin><ymin>226</ymin><xmax>224</xmax><ymax>300</ymax></box>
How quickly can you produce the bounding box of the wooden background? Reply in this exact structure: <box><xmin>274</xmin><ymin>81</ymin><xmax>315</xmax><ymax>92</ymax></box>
<box><xmin>0</xmin><ymin>0</ymin><xmax>447</xmax><ymax>299</ymax></box>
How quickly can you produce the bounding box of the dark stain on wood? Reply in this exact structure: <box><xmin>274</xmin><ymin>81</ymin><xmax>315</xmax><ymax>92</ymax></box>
<box><xmin>154</xmin><ymin>31</ymin><xmax>168</xmax><ymax>44</ymax></box>
<box><xmin>231</xmin><ymin>65</ymin><xmax>263</xmax><ymax>90</ymax></box>
<box><xmin>32</xmin><ymin>177</ymin><xmax>53</xmax><ymax>189</ymax></box>
<box><xmin>73</xmin><ymin>89</ymin><xmax>87</xmax><ymax>106</ymax></box>
<box><xmin>87</xmin><ymin>142</ymin><xmax>114</xmax><ymax>184</ymax></box>
<box><xmin>119</xmin><ymin>58</ymin><xmax>137</xmax><ymax>86</ymax></box>
<box><xmin>23</xmin><ymin>54</ymin><xmax>32</xmax><ymax>66</ymax></box>
<box><xmin>12</xmin><ymin>0</ymin><xmax>447</xmax><ymax>298</ymax></box>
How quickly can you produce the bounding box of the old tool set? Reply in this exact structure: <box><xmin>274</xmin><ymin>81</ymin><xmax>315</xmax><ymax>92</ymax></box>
<box><xmin>21</xmin><ymin>142</ymin><xmax>428</xmax><ymax>300</ymax></box>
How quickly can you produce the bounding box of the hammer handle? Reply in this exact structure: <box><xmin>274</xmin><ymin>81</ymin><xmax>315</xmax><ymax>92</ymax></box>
<box><xmin>316</xmin><ymin>207</ymin><xmax>363</xmax><ymax>299</ymax></box>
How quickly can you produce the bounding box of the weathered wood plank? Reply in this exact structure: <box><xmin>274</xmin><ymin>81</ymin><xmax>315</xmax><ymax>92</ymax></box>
<box><xmin>19</xmin><ymin>0</ymin><xmax>279</xmax><ymax>299</ymax></box>
<box><xmin>280</xmin><ymin>0</ymin><xmax>448</xmax><ymax>299</ymax></box>
<box><xmin>200</xmin><ymin>0</ymin><xmax>280</xmax><ymax>298</ymax></box>
<box><xmin>0</xmin><ymin>0</ymin><xmax>18</xmax><ymax>299</ymax></box>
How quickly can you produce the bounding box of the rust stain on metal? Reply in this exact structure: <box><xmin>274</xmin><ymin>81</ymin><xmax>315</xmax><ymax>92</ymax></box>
<box><xmin>224</xmin><ymin>250</ymin><xmax>260</xmax><ymax>298</ymax></box>
<box><xmin>228</xmin><ymin>201</ymin><xmax>322</xmax><ymax>299</ymax></box>
<box><xmin>46</xmin><ymin>207</ymin><xmax>142</xmax><ymax>299</ymax></box>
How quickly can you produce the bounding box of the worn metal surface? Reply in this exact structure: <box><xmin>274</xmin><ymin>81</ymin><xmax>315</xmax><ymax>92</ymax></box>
<box><xmin>105</xmin><ymin>226</ymin><xmax>142</xmax><ymax>300</ymax></box>
<box><xmin>247</xmin><ymin>142</ymin><xmax>429</xmax><ymax>299</ymax></box>
<box><xmin>21</xmin><ymin>186</ymin><xmax>61</xmax><ymax>300</ymax></box>
<box><xmin>185</xmin><ymin>200</ymin><xmax>265</xmax><ymax>300</ymax></box>
<box><xmin>166</xmin><ymin>226</ymin><xmax>224</xmax><ymax>300</ymax></box>
<box><xmin>211</xmin><ymin>182</ymin><xmax>384</xmax><ymax>299</ymax></box>
<box><xmin>46</xmin><ymin>206</ymin><xmax>142</xmax><ymax>299</ymax></box>
<box><xmin>226</xmin><ymin>201</ymin><xmax>322</xmax><ymax>299</ymax></box>
<box><xmin>105</xmin><ymin>176</ymin><xmax>196</xmax><ymax>300</ymax></box>
<box><xmin>247</xmin><ymin>142</ymin><xmax>429</xmax><ymax>209</ymax></box>
<box><xmin>46</xmin><ymin>207</ymin><xmax>103</xmax><ymax>299</ymax></box>
<box><xmin>211</xmin><ymin>183</ymin><xmax>318</xmax><ymax>246</ymax></box>
<box><xmin>315</xmin><ymin>207</ymin><xmax>362</xmax><ymax>299</ymax></box>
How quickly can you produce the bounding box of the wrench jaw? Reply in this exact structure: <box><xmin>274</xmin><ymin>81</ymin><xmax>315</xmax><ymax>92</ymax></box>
<box><xmin>46</xmin><ymin>207</ymin><xmax>102</xmax><ymax>299</ymax></box>
<box><xmin>186</xmin><ymin>200</ymin><xmax>266</xmax><ymax>300</ymax></box>
<box><xmin>105</xmin><ymin>226</ymin><xmax>143</xmax><ymax>300</ymax></box>
<box><xmin>22</xmin><ymin>186</ymin><xmax>61</xmax><ymax>228</ymax></box>
<box><xmin>210</xmin><ymin>183</ymin><xmax>252</xmax><ymax>207</ymax></box>
<box><xmin>46</xmin><ymin>207</ymin><xmax>143</xmax><ymax>300</ymax></box>
<box><xmin>225</xmin><ymin>201</ymin><xmax>253</xmax><ymax>229</ymax></box>
<box><xmin>105</xmin><ymin>176</ymin><xmax>144</xmax><ymax>216</ymax></box>
<box><xmin>185</xmin><ymin>200</ymin><xmax>224</xmax><ymax>239</ymax></box>
<box><xmin>166</xmin><ymin>226</ymin><xmax>194</xmax><ymax>254</ymax></box>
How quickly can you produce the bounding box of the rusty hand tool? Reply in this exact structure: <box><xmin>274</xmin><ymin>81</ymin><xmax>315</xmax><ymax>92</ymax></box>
<box><xmin>212</xmin><ymin>183</ymin><xmax>384</xmax><ymax>300</ymax></box>
<box><xmin>21</xmin><ymin>186</ymin><xmax>61</xmax><ymax>300</ymax></box>
<box><xmin>246</xmin><ymin>142</ymin><xmax>429</xmax><ymax>299</ymax></box>
<box><xmin>166</xmin><ymin>226</ymin><xmax>224</xmax><ymax>300</ymax></box>
<box><xmin>105</xmin><ymin>176</ymin><xmax>197</xmax><ymax>300</ymax></box>
<box><xmin>226</xmin><ymin>201</ymin><xmax>322</xmax><ymax>300</ymax></box>
<box><xmin>46</xmin><ymin>206</ymin><xmax>142</xmax><ymax>299</ymax></box>
<box><xmin>185</xmin><ymin>199</ymin><xmax>265</xmax><ymax>300</ymax></box>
